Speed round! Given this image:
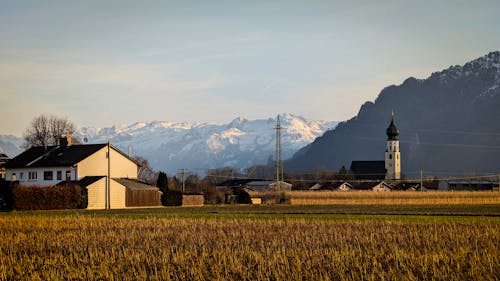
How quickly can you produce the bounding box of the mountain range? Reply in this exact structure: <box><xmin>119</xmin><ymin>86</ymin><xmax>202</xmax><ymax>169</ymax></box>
<box><xmin>287</xmin><ymin>51</ymin><xmax>500</xmax><ymax>177</ymax></box>
<box><xmin>78</xmin><ymin>114</ymin><xmax>336</xmax><ymax>174</ymax></box>
<box><xmin>0</xmin><ymin>114</ymin><xmax>337</xmax><ymax>174</ymax></box>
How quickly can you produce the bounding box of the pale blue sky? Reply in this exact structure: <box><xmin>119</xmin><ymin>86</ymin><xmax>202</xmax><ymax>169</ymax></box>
<box><xmin>1</xmin><ymin>0</ymin><xmax>499</xmax><ymax>135</ymax></box>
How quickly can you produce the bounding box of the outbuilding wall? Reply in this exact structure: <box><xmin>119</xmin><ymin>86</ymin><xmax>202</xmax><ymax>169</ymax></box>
<box><xmin>126</xmin><ymin>189</ymin><xmax>161</xmax><ymax>207</ymax></box>
<box><xmin>86</xmin><ymin>178</ymin><xmax>106</xmax><ymax>209</ymax></box>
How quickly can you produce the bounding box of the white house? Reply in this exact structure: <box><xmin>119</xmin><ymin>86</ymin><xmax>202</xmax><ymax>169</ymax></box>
<box><xmin>5</xmin><ymin>136</ymin><xmax>161</xmax><ymax>209</ymax></box>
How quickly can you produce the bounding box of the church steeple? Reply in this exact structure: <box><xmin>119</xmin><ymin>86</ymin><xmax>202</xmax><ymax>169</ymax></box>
<box><xmin>385</xmin><ymin>113</ymin><xmax>401</xmax><ymax>180</ymax></box>
<box><xmin>386</xmin><ymin>113</ymin><xmax>399</xmax><ymax>141</ymax></box>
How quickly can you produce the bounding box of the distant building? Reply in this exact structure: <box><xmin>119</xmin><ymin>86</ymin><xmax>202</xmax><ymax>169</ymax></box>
<box><xmin>312</xmin><ymin>181</ymin><xmax>354</xmax><ymax>191</ymax></box>
<box><xmin>216</xmin><ymin>179</ymin><xmax>292</xmax><ymax>192</ymax></box>
<box><xmin>216</xmin><ymin>179</ymin><xmax>260</xmax><ymax>191</ymax></box>
<box><xmin>0</xmin><ymin>153</ymin><xmax>10</xmax><ymax>180</ymax></box>
<box><xmin>439</xmin><ymin>181</ymin><xmax>497</xmax><ymax>191</ymax></box>
<box><xmin>246</xmin><ymin>180</ymin><xmax>292</xmax><ymax>192</ymax></box>
<box><xmin>351</xmin><ymin>181</ymin><xmax>393</xmax><ymax>191</ymax></box>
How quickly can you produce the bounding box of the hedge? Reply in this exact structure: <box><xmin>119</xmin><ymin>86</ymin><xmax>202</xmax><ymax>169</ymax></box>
<box><xmin>11</xmin><ymin>184</ymin><xmax>87</xmax><ymax>210</ymax></box>
<box><xmin>163</xmin><ymin>190</ymin><xmax>183</xmax><ymax>206</ymax></box>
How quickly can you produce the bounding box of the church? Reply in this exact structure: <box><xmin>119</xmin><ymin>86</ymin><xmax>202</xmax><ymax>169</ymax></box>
<box><xmin>350</xmin><ymin>115</ymin><xmax>401</xmax><ymax>181</ymax></box>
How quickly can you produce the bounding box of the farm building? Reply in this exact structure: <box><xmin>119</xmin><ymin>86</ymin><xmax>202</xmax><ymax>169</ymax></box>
<box><xmin>5</xmin><ymin>136</ymin><xmax>161</xmax><ymax>209</ymax></box>
<box><xmin>246</xmin><ymin>180</ymin><xmax>292</xmax><ymax>191</ymax></box>
<box><xmin>215</xmin><ymin>179</ymin><xmax>257</xmax><ymax>191</ymax></box>
<box><xmin>216</xmin><ymin>179</ymin><xmax>292</xmax><ymax>192</ymax></box>
<box><xmin>438</xmin><ymin>181</ymin><xmax>497</xmax><ymax>191</ymax></box>
<box><xmin>309</xmin><ymin>182</ymin><xmax>353</xmax><ymax>191</ymax></box>
<box><xmin>351</xmin><ymin>181</ymin><xmax>393</xmax><ymax>191</ymax></box>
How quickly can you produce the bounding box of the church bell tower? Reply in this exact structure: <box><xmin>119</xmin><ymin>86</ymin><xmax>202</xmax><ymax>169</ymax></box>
<box><xmin>385</xmin><ymin>114</ymin><xmax>401</xmax><ymax>180</ymax></box>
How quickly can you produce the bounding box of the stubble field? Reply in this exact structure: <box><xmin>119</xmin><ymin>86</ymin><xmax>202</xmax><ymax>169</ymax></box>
<box><xmin>1</xmin><ymin>191</ymin><xmax>499</xmax><ymax>280</ymax></box>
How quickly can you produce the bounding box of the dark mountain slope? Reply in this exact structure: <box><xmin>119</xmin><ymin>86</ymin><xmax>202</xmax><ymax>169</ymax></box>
<box><xmin>286</xmin><ymin>51</ymin><xmax>500</xmax><ymax>176</ymax></box>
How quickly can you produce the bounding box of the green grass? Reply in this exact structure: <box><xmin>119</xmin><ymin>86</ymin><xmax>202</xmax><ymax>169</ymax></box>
<box><xmin>2</xmin><ymin>204</ymin><xmax>499</xmax><ymax>223</ymax></box>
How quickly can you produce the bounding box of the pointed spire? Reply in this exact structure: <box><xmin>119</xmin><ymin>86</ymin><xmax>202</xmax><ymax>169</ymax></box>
<box><xmin>386</xmin><ymin>113</ymin><xmax>399</xmax><ymax>141</ymax></box>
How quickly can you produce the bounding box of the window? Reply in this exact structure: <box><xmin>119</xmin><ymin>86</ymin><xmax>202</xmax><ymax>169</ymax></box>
<box><xmin>44</xmin><ymin>171</ymin><xmax>53</xmax><ymax>181</ymax></box>
<box><xmin>20</xmin><ymin>172</ymin><xmax>23</xmax><ymax>180</ymax></box>
<box><xmin>66</xmin><ymin>171</ymin><xmax>71</xmax><ymax>181</ymax></box>
<box><xmin>57</xmin><ymin>171</ymin><xmax>62</xmax><ymax>181</ymax></box>
<box><xmin>389</xmin><ymin>154</ymin><xmax>392</xmax><ymax>160</ymax></box>
<box><xmin>12</xmin><ymin>173</ymin><xmax>16</xmax><ymax>181</ymax></box>
<box><xmin>29</xmin><ymin>171</ymin><xmax>37</xmax><ymax>181</ymax></box>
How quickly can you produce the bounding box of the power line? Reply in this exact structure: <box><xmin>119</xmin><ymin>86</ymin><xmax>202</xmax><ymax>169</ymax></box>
<box><xmin>326</xmin><ymin>131</ymin><xmax>500</xmax><ymax>149</ymax></box>
<box><xmin>346</xmin><ymin>122</ymin><xmax>500</xmax><ymax>137</ymax></box>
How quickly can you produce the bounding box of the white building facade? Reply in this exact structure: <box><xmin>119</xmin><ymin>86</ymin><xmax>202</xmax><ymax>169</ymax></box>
<box><xmin>4</xmin><ymin>137</ymin><xmax>161</xmax><ymax>209</ymax></box>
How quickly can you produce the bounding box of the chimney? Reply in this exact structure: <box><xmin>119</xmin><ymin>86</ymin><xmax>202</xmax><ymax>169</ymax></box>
<box><xmin>59</xmin><ymin>135</ymin><xmax>72</xmax><ymax>148</ymax></box>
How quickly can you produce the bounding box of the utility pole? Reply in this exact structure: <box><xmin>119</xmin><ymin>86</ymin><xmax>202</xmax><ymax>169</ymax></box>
<box><xmin>178</xmin><ymin>169</ymin><xmax>187</xmax><ymax>193</ymax></box>
<box><xmin>275</xmin><ymin>115</ymin><xmax>283</xmax><ymax>189</ymax></box>
<box><xmin>420</xmin><ymin>170</ymin><xmax>423</xmax><ymax>192</ymax></box>
<box><xmin>107</xmin><ymin>141</ymin><xmax>111</xmax><ymax>209</ymax></box>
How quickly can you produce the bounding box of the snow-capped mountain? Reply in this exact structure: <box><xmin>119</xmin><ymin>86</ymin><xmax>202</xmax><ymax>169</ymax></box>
<box><xmin>0</xmin><ymin>135</ymin><xmax>23</xmax><ymax>158</ymax></box>
<box><xmin>73</xmin><ymin>114</ymin><xmax>336</xmax><ymax>174</ymax></box>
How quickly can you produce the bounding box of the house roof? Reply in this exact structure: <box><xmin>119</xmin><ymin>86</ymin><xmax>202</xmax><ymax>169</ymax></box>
<box><xmin>350</xmin><ymin>161</ymin><xmax>386</xmax><ymax>180</ymax></box>
<box><xmin>320</xmin><ymin>181</ymin><xmax>352</xmax><ymax>190</ymax></box>
<box><xmin>351</xmin><ymin>181</ymin><xmax>388</xmax><ymax>190</ymax></box>
<box><xmin>57</xmin><ymin>176</ymin><xmax>105</xmax><ymax>187</ymax></box>
<box><xmin>392</xmin><ymin>182</ymin><xmax>420</xmax><ymax>191</ymax></box>
<box><xmin>0</xmin><ymin>153</ymin><xmax>9</xmax><ymax>167</ymax></box>
<box><xmin>216</xmin><ymin>179</ymin><xmax>261</xmax><ymax>187</ymax></box>
<box><xmin>5</xmin><ymin>143</ymin><xmax>139</xmax><ymax>169</ymax></box>
<box><xmin>422</xmin><ymin>180</ymin><xmax>439</xmax><ymax>189</ymax></box>
<box><xmin>113</xmin><ymin>178</ymin><xmax>159</xmax><ymax>191</ymax></box>
<box><xmin>79</xmin><ymin>176</ymin><xmax>106</xmax><ymax>187</ymax></box>
<box><xmin>247</xmin><ymin>181</ymin><xmax>275</xmax><ymax>186</ymax></box>
<box><xmin>5</xmin><ymin>144</ymin><xmax>106</xmax><ymax>168</ymax></box>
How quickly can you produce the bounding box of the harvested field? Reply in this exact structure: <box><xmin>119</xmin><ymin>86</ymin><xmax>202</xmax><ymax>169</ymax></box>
<box><xmin>248</xmin><ymin>190</ymin><xmax>500</xmax><ymax>205</ymax></box>
<box><xmin>0</xmin><ymin>211</ymin><xmax>499</xmax><ymax>280</ymax></box>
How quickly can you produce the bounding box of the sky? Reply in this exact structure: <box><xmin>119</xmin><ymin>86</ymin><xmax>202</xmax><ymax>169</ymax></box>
<box><xmin>1</xmin><ymin>0</ymin><xmax>499</xmax><ymax>136</ymax></box>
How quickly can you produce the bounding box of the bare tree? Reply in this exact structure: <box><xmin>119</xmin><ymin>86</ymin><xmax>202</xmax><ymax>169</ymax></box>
<box><xmin>131</xmin><ymin>155</ymin><xmax>158</xmax><ymax>184</ymax></box>
<box><xmin>205</xmin><ymin>167</ymin><xmax>241</xmax><ymax>183</ymax></box>
<box><xmin>23</xmin><ymin>114</ymin><xmax>77</xmax><ymax>148</ymax></box>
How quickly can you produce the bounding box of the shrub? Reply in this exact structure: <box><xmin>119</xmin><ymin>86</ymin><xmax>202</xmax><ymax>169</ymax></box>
<box><xmin>235</xmin><ymin>188</ymin><xmax>252</xmax><ymax>204</ymax></box>
<box><xmin>164</xmin><ymin>190</ymin><xmax>183</xmax><ymax>206</ymax></box>
<box><xmin>0</xmin><ymin>180</ymin><xmax>15</xmax><ymax>210</ymax></box>
<box><xmin>203</xmin><ymin>187</ymin><xmax>225</xmax><ymax>204</ymax></box>
<box><xmin>11</xmin><ymin>184</ymin><xmax>85</xmax><ymax>210</ymax></box>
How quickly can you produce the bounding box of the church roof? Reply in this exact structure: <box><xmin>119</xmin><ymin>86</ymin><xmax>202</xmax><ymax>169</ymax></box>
<box><xmin>350</xmin><ymin>160</ymin><xmax>386</xmax><ymax>180</ymax></box>
<box><xmin>386</xmin><ymin>117</ymin><xmax>399</xmax><ymax>140</ymax></box>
